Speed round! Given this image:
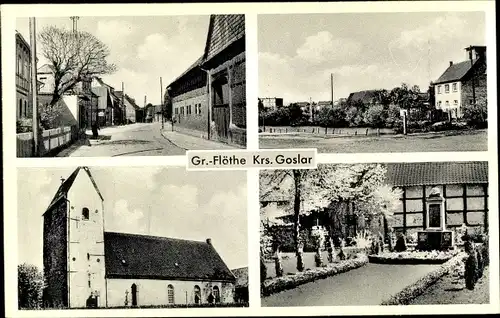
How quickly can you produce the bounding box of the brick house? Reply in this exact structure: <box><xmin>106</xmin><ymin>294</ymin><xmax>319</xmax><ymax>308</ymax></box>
<box><xmin>433</xmin><ymin>45</ymin><xmax>487</xmax><ymax>120</ymax></box>
<box><xmin>42</xmin><ymin>167</ymin><xmax>236</xmax><ymax>308</ymax></box>
<box><xmin>16</xmin><ymin>31</ymin><xmax>32</xmax><ymax>121</ymax></box>
<box><xmin>386</xmin><ymin>162</ymin><xmax>489</xmax><ymax>237</ymax></box>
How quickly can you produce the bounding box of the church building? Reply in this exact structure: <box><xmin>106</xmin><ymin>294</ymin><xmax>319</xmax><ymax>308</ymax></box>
<box><xmin>42</xmin><ymin>167</ymin><xmax>236</xmax><ymax>308</ymax></box>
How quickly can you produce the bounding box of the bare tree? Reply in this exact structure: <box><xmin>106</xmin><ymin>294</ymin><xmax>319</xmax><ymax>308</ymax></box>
<box><xmin>38</xmin><ymin>26</ymin><xmax>116</xmax><ymax>107</ymax></box>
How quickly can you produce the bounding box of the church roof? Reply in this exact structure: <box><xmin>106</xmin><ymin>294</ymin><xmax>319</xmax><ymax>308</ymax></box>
<box><xmin>385</xmin><ymin>162</ymin><xmax>488</xmax><ymax>187</ymax></box>
<box><xmin>104</xmin><ymin>232</ymin><xmax>236</xmax><ymax>282</ymax></box>
<box><xmin>44</xmin><ymin>167</ymin><xmax>104</xmax><ymax>215</ymax></box>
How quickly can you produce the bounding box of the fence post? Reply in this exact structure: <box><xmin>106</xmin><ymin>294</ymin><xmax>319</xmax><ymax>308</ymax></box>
<box><xmin>366</xmin><ymin>128</ymin><xmax>369</xmax><ymax>136</ymax></box>
<box><xmin>355</xmin><ymin>130</ymin><xmax>357</xmax><ymax>136</ymax></box>
<box><xmin>377</xmin><ymin>128</ymin><xmax>380</xmax><ymax>136</ymax></box>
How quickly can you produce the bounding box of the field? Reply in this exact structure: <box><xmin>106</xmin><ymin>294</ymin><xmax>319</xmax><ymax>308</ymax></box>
<box><xmin>259</xmin><ymin>129</ymin><xmax>487</xmax><ymax>153</ymax></box>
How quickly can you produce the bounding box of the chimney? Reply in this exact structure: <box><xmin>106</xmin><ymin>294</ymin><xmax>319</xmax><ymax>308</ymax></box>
<box><xmin>206</xmin><ymin>238</ymin><xmax>212</xmax><ymax>245</ymax></box>
<box><xmin>449</xmin><ymin>61</ymin><xmax>453</xmax><ymax>67</ymax></box>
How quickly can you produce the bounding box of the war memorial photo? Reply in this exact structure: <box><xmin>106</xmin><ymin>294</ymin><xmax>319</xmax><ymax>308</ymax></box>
<box><xmin>15</xmin><ymin>14</ymin><xmax>246</xmax><ymax>157</ymax></box>
<box><xmin>260</xmin><ymin>162</ymin><xmax>490</xmax><ymax>306</ymax></box>
<box><xmin>258</xmin><ymin>12</ymin><xmax>488</xmax><ymax>153</ymax></box>
<box><xmin>17</xmin><ymin>166</ymin><xmax>248</xmax><ymax>309</ymax></box>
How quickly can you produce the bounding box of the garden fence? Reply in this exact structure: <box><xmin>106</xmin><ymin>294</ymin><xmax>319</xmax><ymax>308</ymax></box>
<box><xmin>17</xmin><ymin>126</ymin><xmax>78</xmax><ymax>157</ymax></box>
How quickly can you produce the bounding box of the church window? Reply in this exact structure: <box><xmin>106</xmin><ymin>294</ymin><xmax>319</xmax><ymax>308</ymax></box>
<box><xmin>167</xmin><ymin>284</ymin><xmax>174</xmax><ymax>304</ymax></box>
<box><xmin>212</xmin><ymin>286</ymin><xmax>220</xmax><ymax>303</ymax></box>
<box><xmin>82</xmin><ymin>207</ymin><xmax>90</xmax><ymax>220</ymax></box>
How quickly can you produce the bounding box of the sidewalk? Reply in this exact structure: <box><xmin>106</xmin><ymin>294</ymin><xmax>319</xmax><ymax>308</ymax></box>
<box><xmin>160</xmin><ymin>129</ymin><xmax>237</xmax><ymax>150</ymax></box>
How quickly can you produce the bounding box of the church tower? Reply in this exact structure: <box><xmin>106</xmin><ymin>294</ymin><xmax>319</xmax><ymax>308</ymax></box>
<box><xmin>43</xmin><ymin>167</ymin><xmax>107</xmax><ymax>308</ymax></box>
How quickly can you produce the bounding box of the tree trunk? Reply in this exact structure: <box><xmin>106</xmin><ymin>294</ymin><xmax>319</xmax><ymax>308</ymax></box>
<box><xmin>293</xmin><ymin>170</ymin><xmax>305</xmax><ymax>272</ymax></box>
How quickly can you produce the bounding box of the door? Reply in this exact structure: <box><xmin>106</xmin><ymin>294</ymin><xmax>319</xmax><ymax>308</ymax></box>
<box><xmin>131</xmin><ymin>284</ymin><xmax>137</xmax><ymax>306</ymax></box>
<box><xmin>211</xmin><ymin>74</ymin><xmax>230</xmax><ymax>140</ymax></box>
<box><xmin>213</xmin><ymin>105</ymin><xmax>230</xmax><ymax>139</ymax></box>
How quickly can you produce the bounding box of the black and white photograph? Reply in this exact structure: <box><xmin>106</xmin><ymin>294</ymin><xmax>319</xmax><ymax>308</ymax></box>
<box><xmin>258</xmin><ymin>12</ymin><xmax>488</xmax><ymax>153</ymax></box>
<box><xmin>16</xmin><ymin>14</ymin><xmax>246</xmax><ymax>157</ymax></box>
<box><xmin>17</xmin><ymin>166</ymin><xmax>248</xmax><ymax>309</ymax></box>
<box><xmin>260</xmin><ymin>162</ymin><xmax>490</xmax><ymax>306</ymax></box>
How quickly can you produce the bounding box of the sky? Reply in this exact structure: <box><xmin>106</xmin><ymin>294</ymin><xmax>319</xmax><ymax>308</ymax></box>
<box><xmin>17</xmin><ymin>167</ymin><xmax>248</xmax><ymax>270</ymax></box>
<box><xmin>258</xmin><ymin>12</ymin><xmax>486</xmax><ymax>104</ymax></box>
<box><xmin>16</xmin><ymin>16</ymin><xmax>210</xmax><ymax>106</ymax></box>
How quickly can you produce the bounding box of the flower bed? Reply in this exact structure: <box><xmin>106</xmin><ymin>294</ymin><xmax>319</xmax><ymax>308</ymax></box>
<box><xmin>369</xmin><ymin>250</ymin><xmax>460</xmax><ymax>265</ymax></box>
<box><xmin>261</xmin><ymin>253</ymin><xmax>368</xmax><ymax>297</ymax></box>
<box><xmin>380</xmin><ymin>252</ymin><xmax>467</xmax><ymax>305</ymax></box>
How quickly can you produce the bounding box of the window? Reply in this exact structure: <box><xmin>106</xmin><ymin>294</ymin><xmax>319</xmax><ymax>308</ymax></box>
<box><xmin>175</xmin><ymin>108</ymin><xmax>178</xmax><ymax>115</ymax></box>
<box><xmin>437</xmin><ymin>85</ymin><xmax>442</xmax><ymax>94</ymax></box>
<box><xmin>438</xmin><ymin>101</ymin><xmax>442</xmax><ymax>107</ymax></box>
<box><xmin>454</xmin><ymin>100</ymin><xmax>458</xmax><ymax>106</ymax></box>
<box><xmin>194</xmin><ymin>285</ymin><xmax>201</xmax><ymax>304</ymax></box>
<box><xmin>17</xmin><ymin>54</ymin><xmax>22</xmax><ymax>75</ymax></box>
<box><xmin>445</xmin><ymin>101</ymin><xmax>449</xmax><ymax>107</ymax></box>
<box><xmin>19</xmin><ymin>99</ymin><xmax>23</xmax><ymax>118</ymax></box>
<box><xmin>444</xmin><ymin>84</ymin><xmax>449</xmax><ymax>93</ymax></box>
<box><xmin>24</xmin><ymin>101</ymin><xmax>28</xmax><ymax>117</ymax></box>
<box><xmin>167</xmin><ymin>284</ymin><xmax>174</xmax><ymax>304</ymax></box>
<box><xmin>212</xmin><ymin>286</ymin><xmax>220</xmax><ymax>303</ymax></box>
<box><xmin>82</xmin><ymin>207</ymin><xmax>90</xmax><ymax>220</ymax></box>
<box><xmin>452</xmin><ymin>83</ymin><xmax>457</xmax><ymax>92</ymax></box>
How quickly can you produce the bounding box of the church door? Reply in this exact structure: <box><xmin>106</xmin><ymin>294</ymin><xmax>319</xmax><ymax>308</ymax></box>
<box><xmin>131</xmin><ymin>284</ymin><xmax>138</xmax><ymax>306</ymax></box>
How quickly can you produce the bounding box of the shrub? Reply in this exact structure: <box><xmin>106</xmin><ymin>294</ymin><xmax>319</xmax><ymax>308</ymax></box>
<box><xmin>260</xmin><ymin>257</ymin><xmax>267</xmax><ymax>283</ymax></box>
<box><xmin>363</xmin><ymin>104</ymin><xmax>388</xmax><ymax>128</ymax></box>
<box><xmin>18</xmin><ymin>263</ymin><xmax>44</xmax><ymax>309</ymax></box>
<box><xmin>17</xmin><ymin>118</ymin><xmax>33</xmax><ymax>133</ymax></box>
<box><xmin>394</xmin><ymin>233</ymin><xmax>407</xmax><ymax>252</ymax></box>
<box><xmin>462</xmin><ymin>99</ymin><xmax>487</xmax><ymax>128</ymax></box>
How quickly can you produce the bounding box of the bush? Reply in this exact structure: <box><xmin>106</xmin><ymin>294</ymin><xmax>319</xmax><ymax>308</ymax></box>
<box><xmin>363</xmin><ymin>104</ymin><xmax>388</xmax><ymax>128</ymax></box>
<box><xmin>18</xmin><ymin>263</ymin><xmax>44</xmax><ymax>309</ymax></box>
<box><xmin>462</xmin><ymin>100</ymin><xmax>487</xmax><ymax>128</ymax></box>
<box><xmin>17</xmin><ymin>118</ymin><xmax>33</xmax><ymax>133</ymax></box>
<box><xmin>394</xmin><ymin>233</ymin><xmax>407</xmax><ymax>252</ymax></box>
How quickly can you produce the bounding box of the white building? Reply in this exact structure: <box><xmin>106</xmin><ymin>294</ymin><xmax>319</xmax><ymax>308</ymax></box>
<box><xmin>43</xmin><ymin>167</ymin><xmax>236</xmax><ymax>308</ymax></box>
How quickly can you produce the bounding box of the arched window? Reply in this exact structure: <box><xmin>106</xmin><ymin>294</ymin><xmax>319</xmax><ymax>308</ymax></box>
<box><xmin>82</xmin><ymin>207</ymin><xmax>90</xmax><ymax>220</ymax></box>
<box><xmin>167</xmin><ymin>284</ymin><xmax>174</xmax><ymax>304</ymax></box>
<box><xmin>194</xmin><ymin>285</ymin><xmax>201</xmax><ymax>304</ymax></box>
<box><xmin>212</xmin><ymin>286</ymin><xmax>220</xmax><ymax>303</ymax></box>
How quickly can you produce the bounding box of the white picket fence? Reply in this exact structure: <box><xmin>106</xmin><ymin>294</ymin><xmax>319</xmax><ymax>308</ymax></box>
<box><xmin>17</xmin><ymin>126</ymin><xmax>76</xmax><ymax>157</ymax></box>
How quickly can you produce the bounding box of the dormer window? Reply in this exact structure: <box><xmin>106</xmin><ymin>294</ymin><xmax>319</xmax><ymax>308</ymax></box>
<box><xmin>82</xmin><ymin>207</ymin><xmax>90</xmax><ymax>220</ymax></box>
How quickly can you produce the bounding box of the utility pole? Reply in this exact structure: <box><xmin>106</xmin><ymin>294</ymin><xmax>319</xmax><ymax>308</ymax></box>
<box><xmin>331</xmin><ymin>73</ymin><xmax>334</xmax><ymax>107</ymax></box>
<box><xmin>29</xmin><ymin>17</ymin><xmax>39</xmax><ymax>156</ymax></box>
<box><xmin>468</xmin><ymin>45</ymin><xmax>476</xmax><ymax>106</ymax></box>
<box><xmin>160</xmin><ymin>77</ymin><xmax>164</xmax><ymax>129</ymax></box>
<box><xmin>121</xmin><ymin>82</ymin><xmax>125</xmax><ymax>125</ymax></box>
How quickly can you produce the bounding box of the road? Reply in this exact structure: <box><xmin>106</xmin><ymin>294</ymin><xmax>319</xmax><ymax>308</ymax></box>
<box><xmin>259</xmin><ymin>129</ymin><xmax>488</xmax><ymax>153</ymax></box>
<box><xmin>262</xmin><ymin>263</ymin><xmax>439</xmax><ymax>307</ymax></box>
<box><xmin>57</xmin><ymin>122</ymin><xmax>235</xmax><ymax>157</ymax></box>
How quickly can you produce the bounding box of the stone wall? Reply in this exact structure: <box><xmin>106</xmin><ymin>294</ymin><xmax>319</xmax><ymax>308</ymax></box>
<box><xmin>43</xmin><ymin>200</ymin><xmax>68</xmax><ymax>308</ymax></box>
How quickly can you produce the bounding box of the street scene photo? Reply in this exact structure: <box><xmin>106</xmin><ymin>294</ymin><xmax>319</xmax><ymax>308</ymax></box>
<box><xmin>17</xmin><ymin>166</ymin><xmax>248</xmax><ymax>309</ymax></box>
<box><xmin>258</xmin><ymin>12</ymin><xmax>488</xmax><ymax>153</ymax></box>
<box><xmin>260</xmin><ymin>162</ymin><xmax>489</xmax><ymax>306</ymax></box>
<box><xmin>16</xmin><ymin>14</ymin><xmax>246</xmax><ymax>157</ymax></box>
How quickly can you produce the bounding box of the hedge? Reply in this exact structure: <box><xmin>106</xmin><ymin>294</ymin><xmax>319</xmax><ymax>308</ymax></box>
<box><xmin>380</xmin><ymin>252</ymin><xmax>467</xmax><ymax>305</ymax></box>
<box><xmin>261</xmin><ymin>253</ymin><xmax>369</xmax><ymax>297</ymax></box>
<box><xmin>369</xmin><ymin>250</ymin><xmax>459</xmax><ymax>265</ymax></box>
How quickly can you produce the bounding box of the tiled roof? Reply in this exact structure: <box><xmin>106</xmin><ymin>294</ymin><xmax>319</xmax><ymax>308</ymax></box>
<box><xmin>434</xmin><ymin>59</ymin><xmax>478</xmax><ymax>84</ymax></box>
<box><xmin>168</xmin><ymin>56</ymin><xmax>204</xmax><ymax>88</ymax></box>
<box><xmin>231</xmin><ymin>267</ymin><xmax>248</xmax><ymax>288</ymax></box>
<box><xmin>385</xmin><ymin>162</ymin><xmax>488</xmax><ymax>187</ymax></box>
<box><xmin>104</xmin><ymin>232</ymin><xmax>235</xmax><ymax>282</ymax></box>
<box><xmin>44</xmin><ymin>167</ymin><xmax>104</xmax><ymax>214</ymax></box>
<box><xmin>347</xmin><ymin>90</ymin><xmax>379</xmax><ymax>104</ymax></box>
<box><xmin>203</xmin><ymin>14</ymin><xmax>245</xmax><ymax>63</ymax></box>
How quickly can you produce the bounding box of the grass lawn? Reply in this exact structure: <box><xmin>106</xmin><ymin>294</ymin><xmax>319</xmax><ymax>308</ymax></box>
<box><xmin>409</xmin><ymin>266</ymin><xmax>490</xmax><ymax>305</ymax></box>
<box><xmin>259</xmin><ymin>129</ymin><xmax>487</xmax><ymax>153</ymax></box>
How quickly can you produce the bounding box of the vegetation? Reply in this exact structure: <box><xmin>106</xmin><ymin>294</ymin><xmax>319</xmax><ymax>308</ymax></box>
<box><xmin>18</xmin><ymin>263</ymin><xmax>44</xmax><ymax>309</ymax></box>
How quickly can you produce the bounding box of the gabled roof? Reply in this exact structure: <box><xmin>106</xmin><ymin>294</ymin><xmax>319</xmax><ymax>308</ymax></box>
<box><xmin>37</xmin><ymin>64</ymin><xmax>55</xmax><ymax>74</ymax></box>
<box><xmin>385</xmin><ymin>162</ymin><xmax>488</xmax><ymax>187</ymax></box>
<box><xmin>434</xmin><ymin>59</ymin><xmax>479</xmax><ymax>85</ymax></box>
<box><xmin>168</xmin><ymin>56</ymin><xmax>204</xmax><ymax>88</ymax></box>
<box><xmin>104</xmin><ymin>232</ymin><xmax>235</xmax><ymax>282</ymax></box>
<box><xmin>44</xmin><ymin>167</ymin><xmax>104</xmax><ymax>215</ymax></box>
<box><xmin>202</xmin><ymin>14</ymin><xmax>245</xmax><ymax>63</ymax></box>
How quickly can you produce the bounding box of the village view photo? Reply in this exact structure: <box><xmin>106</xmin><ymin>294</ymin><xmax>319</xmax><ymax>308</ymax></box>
<box><xmin>17</xmin><ymin>166</ymin><xmax>248</xmax><ymax>309</ymax></box>
<box><xmin>260</xmin><ymin>162</ymin><xmax>490</xmax><ymax>306</ymax></box>
<box><xmin>258</xmin><ymin>12</ymin><xmax>488</xmax><ymax>153</ymax></box>
<box><xmin>16</xmin><ymin>14</ymin><xmax>246</xmax><ymax>157</ymax></box>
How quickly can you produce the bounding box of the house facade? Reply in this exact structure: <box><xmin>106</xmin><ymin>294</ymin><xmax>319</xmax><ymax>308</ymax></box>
<box><xmin>386</xmin><ymin>162</ymin><xmax>489</xmax><ymax>237</ymax></box>
<box><xmin>433</xmin><ymin>46</ymin><xmax>487</xmax><ymax>119</ymax></box>
<box><xmin>91</xmin><ymin>78</ymin><xmax>124</xmax><ymax>127</ymax></box>
<box><xmin>201</xmin><ymin>14</ymin><xmax>246</xmax><ymax>146</ymax></box>
<box><xmin>43</xmin><ymin>167</ymin><xmax>236</xmax><ymax>308</ymax></box>
<box><xmin>260</xmin><ymin>97</ymin><xmax>284</xmax><ymax>111</ymax></box>
<box><xmin>16</xmin><ymin>31</ymin><xmax>32</xmax><ymax>121</ymax></box>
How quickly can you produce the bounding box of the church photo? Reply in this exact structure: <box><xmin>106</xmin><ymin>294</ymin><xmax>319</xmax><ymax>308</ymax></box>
<box><xmin>17</xmin><ymin>166</ymin><xmax>248</xmax><ymax>309</ymax></box>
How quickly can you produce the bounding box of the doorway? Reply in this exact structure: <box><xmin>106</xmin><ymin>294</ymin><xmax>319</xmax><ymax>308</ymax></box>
<box><xmin>131</xmin><ymin>284</ymin><xmax>137</xmax><ymax>306</ymax></box>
